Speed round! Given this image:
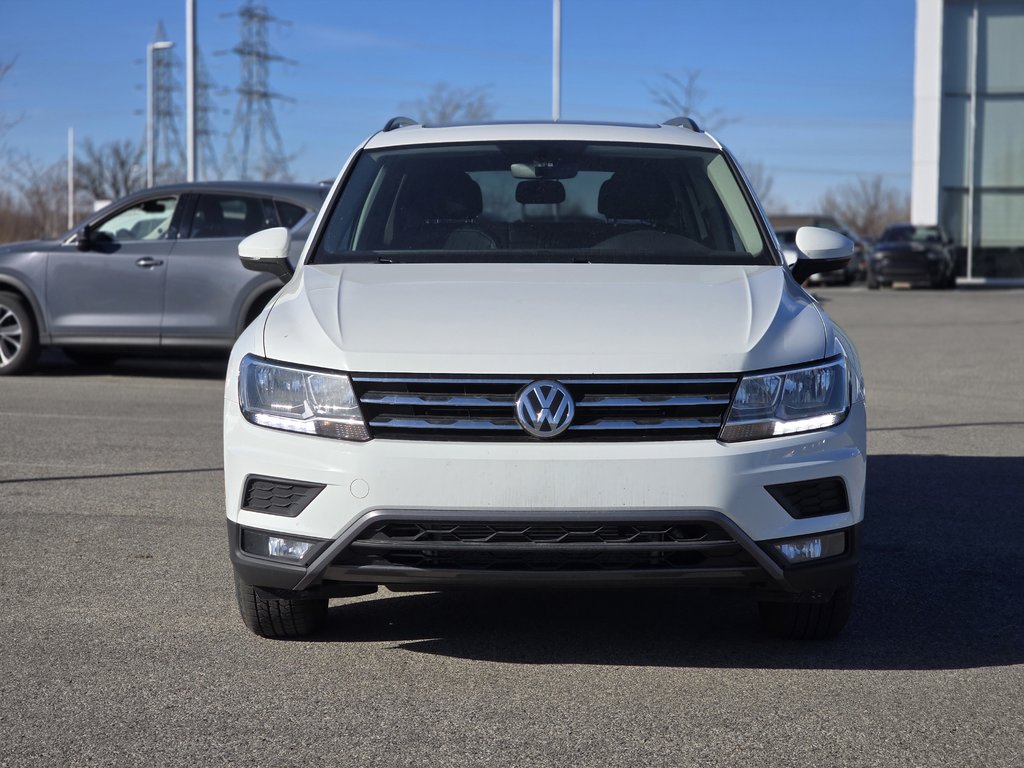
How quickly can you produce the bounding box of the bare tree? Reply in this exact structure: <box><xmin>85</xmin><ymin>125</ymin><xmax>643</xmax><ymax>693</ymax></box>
<box><xmin>648</xmin><ymin>71</ymin><xmax>734</xmax><ymax>132</ymax></box>
<box><xmin>743</xmin><ymin>161</ymin><xmax>784</xmax><ymax>213</ymax></box>
<box><xmin>403</xmin><ymin>83</ymin><xmax>495</xmax><ymax>126</ymax></box>
<box><xmin>0</xmin><ymin>57</ymin><xmax>20</xmax><ymax>143</ymax></box>
<box><xmin>3</xmin><ymin>152</ymin><xmax>69</xmax><ymax>239</ymax></box>
<box><xmin>818</xmin><ymin>175</ymin><xmax>910</xmax><ymax>238</ymax></box>
<box><xmin>0</xmin><ymin>189</ymin><xmax>38</xmax><ymax>243</ymax></box>
<box><xmin>77</xmin><ymin>138</ymin><xmax>145</xmax><ymax>202</ymax></box>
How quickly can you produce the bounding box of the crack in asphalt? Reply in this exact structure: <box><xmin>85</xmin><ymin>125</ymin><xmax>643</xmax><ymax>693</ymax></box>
<box><xmin>0</xmin><ymin>467</ymin><xmax>223</xmax><ymax>485</ymax></box>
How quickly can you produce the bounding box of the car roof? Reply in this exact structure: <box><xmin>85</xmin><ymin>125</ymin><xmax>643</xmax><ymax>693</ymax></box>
<box><xmin>362</xmin><ymin>120</ymin><xmax>723</xmax><ymax>151</ymax></box>
<box><xmin>142</xmin><ymin>180</ymin><xmax>323</xmax><ymax>204</ymax></box>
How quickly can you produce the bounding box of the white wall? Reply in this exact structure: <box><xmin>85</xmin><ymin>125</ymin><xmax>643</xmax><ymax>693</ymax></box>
<box><xmin>911</xmin><ymin>0</ymin><xmax>944</xmax><ymax>224</ymax></box>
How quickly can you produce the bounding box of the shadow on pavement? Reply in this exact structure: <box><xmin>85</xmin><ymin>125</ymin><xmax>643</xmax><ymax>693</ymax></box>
<box><xmin>313</xmin><ymin>454</ymin><xmax>1023</xmax><ymax>671</ymax></box>
<box><xmin>31</xmin><ymin>348</ymin><xmax>228</xmax><ymax>380</ymax></box>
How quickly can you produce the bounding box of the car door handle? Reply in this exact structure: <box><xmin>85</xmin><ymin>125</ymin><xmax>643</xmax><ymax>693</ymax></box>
<box><xmin>135</xmin><ymin>257</ymin><xmax>165</xmax><ymax>268</ymax></box>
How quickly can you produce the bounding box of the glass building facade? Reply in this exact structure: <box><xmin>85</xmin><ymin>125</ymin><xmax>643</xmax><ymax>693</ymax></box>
<box><xmin>914</xmin><ymin>0</ymin><xmax>1024</xmax><ymax>280</ymax></box>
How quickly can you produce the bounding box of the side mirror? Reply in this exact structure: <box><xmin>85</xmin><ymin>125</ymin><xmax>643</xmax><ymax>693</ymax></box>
<box><xmin>790</xmin><ymin>226</ymin><xmax>854</xmax><ymax>284</ymax></box>
<box><xmin>77</xmin><ymin>224</ymin><xmax>93</xmax><ymax>251</ymax></box>
<box><xmin>239</xmin><ymin>226</ymin><xmax>293</xmax><ymax>281</ymax></box>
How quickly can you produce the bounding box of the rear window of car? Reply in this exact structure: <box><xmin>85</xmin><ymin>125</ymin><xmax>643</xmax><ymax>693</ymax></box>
<box><xmin>275</xmin><ymin>200</ymin><xmax>309</xmax><ymax>229</ymax></box>
<box><xmin>312</xmin><ymin>141</ymin><xmax>771</xmax><ymax>266</ymax></box>
<box><xmin>188</xmin><ymin>194</ymin><xmax>273</xmax><ymax>239</ymax></box>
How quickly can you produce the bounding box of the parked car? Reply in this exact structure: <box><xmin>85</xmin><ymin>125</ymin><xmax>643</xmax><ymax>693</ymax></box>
<box><xmin>771</xmin><ymin>214</ymin><xmax>869</xmax><ymax>284</ymax></box>
<box><xmin>867</xmin><ymin>223</ymin><xmax>956</xmax><ymax>289</ymax></box>
<box><xmin>224</xmin><ymin>117</ymin><xmax>867</xmax><ymax>641</ymax></box>
<box><xmin>0</xmin><ymin>181</ymin><xmax>325</xmax><ymax>374</ymax></box>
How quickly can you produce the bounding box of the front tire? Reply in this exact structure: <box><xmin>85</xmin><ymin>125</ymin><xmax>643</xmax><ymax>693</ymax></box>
<box><xmin>758</xmin><ymin>582</ymin><xmax>854</xmax><ymax>640</ymax></box>
<box><xmin>234</xmin><ymin>572</ymin><xmax>328</xmax><ymax>638</ymax></box>
<box><xmin>0</xmin><ymin>291</ymin><xmax>40</xmax><ymax>376</ymax></box>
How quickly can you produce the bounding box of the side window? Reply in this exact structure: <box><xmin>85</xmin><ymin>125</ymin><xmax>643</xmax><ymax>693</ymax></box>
<box><xmin>188</xmin><ymin>194</ymin><xmax>273</xmax><ymax>239</ymax></box>
<box><xmin>94</xmin><ymin>197</ymin><xmax>178</xmax><ymax>242</ymax></box>
<box><xmin>275</xmin><ymin>200</ymin><xmax>309</xmax><ymax>229</ymax></box>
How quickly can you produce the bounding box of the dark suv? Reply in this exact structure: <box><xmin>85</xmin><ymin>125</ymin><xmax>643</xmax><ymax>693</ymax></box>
<box><xmin>867</xmin><ymin>224</ymin><xmax>956</xmax><ymax>289</ymax></box>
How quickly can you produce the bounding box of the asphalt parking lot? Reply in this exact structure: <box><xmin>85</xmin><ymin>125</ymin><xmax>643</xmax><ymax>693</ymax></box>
<box><xmin>1</xmin><ymin>287</ymin><xmax>1022</xmax><ymax>767</ymax></box>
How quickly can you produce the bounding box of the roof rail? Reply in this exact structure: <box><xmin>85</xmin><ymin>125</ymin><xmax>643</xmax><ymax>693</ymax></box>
<box><xmin>662</xmin><ymin>116</ymin><xmax>702</xmax><ymax>132</ymax></box>
<box><xmin>383</xmin><ymin>116</ymin><xmax>419</xmax><ymax>132</ymax></box>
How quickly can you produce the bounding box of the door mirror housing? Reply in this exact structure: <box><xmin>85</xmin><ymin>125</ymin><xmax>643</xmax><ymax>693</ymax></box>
<box><xmin>239</xmin><ymin>227</ymin><xmax>293</xmax><ymax>281</ymax></box>
<box><xmin>790</xmin><ymin>226</ymin><xmax>854</xmax><ymax>283</ymax></box>
<box><xmin>76</xmin><ymin>224</ymin><xmax>93</xmax><ymax>251</ymax></box>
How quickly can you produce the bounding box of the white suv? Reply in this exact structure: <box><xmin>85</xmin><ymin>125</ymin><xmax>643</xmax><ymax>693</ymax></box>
<box><xmin>224</xmin><ymin>118</ymin><xmax>866</xmax><ymax>640</ymax></box>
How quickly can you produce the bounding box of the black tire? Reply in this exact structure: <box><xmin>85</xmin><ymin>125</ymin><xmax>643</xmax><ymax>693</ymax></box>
<box><xmin>63</xmin><ymin>347</ymin><xmax>120</xmax><ymax>367</ymax></box>
<box><xmin>234</xmin><ymin>572</ymin><xmax>328</xmax><ymax>638</ymax></box>
<box><xmin>0</xmin><ymin>291</ymin><xmax>40</xmax><ymax>376</ymax></box>
<box><xmin>758</xmin><ymin>582</ymin><xmax>854</xmax><ymax>640</ymax></box>
<box><xmin>867</xmin><ymin>276</ymin><xmax>880</xmax><ymax>290</ymax></box>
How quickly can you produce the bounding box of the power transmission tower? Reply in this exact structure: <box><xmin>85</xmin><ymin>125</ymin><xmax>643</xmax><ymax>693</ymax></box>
<box><xmin>194</xmin><ymin>50</ymin><xmax>225</xmax><ymax>180</ymax></box>
<box><xmin>220</xmin><ymin>3</ymin><xmax>296</xmax><ymax>180</ymax></box>
<box><xmin>152</xmin><ymin>21</ymin><xmax>185</xmax><ymax>183</ymax></box>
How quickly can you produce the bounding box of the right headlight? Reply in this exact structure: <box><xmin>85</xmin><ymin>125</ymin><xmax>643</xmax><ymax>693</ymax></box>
<box><xmin>719</xmin><ymin>356</ymin><xmax>849</xmax><ymax>442</ymax></box>
<box><xmin>238</xmin><ymin>354</ymin><xmax>370</xmax><ymax>441</ymax></box>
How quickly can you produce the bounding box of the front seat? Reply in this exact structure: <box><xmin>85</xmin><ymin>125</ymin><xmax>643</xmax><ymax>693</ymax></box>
<box><xmin>192</xmin><ymin>197</ymin><xmax>226</xmax><ymax>239</ymax></box>
<box><xmin>394</xmin><ymin>170</ymin><xmax>496</xmax><ymax>250</ymax></box>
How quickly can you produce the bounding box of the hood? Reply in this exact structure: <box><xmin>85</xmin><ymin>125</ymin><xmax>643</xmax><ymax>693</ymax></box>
<box><xmin>0</xmin><ymin>239</ymin><xmax>53</xmax><ymax>257</ymax></box>
<box><xmin>262</xmin><ymin>263</ymin><xmax>829</xmax><ymax>374</ymax></box>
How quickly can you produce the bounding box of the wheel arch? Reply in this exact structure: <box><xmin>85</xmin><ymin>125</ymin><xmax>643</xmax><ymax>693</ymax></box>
<box><xmin>0</xmin><ymin>274</ymin><xmax>48</xmax><ymax>340</ymax></box>
<box><xmin>236</xmin><ymin>282</ymin><xmax>282</xmax><ymax>337</ymax></box>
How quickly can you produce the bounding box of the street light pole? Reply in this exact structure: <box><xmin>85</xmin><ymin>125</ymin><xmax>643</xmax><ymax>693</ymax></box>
<box><xmin>186</xmin><ymin>0</ymin><xmax>196</xmax><ymax>182</ymax></box>
<box><xmin>552</xmin><ymin>0</ymin><xmax>561</xmax><ymax>122</ymax></box>
<box><xmin>147</xmin><ymin>40</ymin><xmax>174</xmax><ymax>188</ymax></box>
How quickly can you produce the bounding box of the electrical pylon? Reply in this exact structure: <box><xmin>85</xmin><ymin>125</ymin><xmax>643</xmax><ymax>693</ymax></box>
<box><xmin>151</xmin><ymin>20</ymin><xmax>185</xmax><ymax>184</ymax></box>
<box><xmin>220</xmin><ymin>3</ymin><xmax>296</xmax><ymax>181</ymax></box>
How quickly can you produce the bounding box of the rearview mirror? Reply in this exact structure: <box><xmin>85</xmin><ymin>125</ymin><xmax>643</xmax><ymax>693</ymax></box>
<box><xmin>790</xmin><ymin>226</ymin><xmax>853</xmax><ymax>284</ymax></box>
<box><xmin>516</xmin><ymin>180</ymin><xmax>566</xmax><ymax>205</ymax></box>
<box><xmin>239</xmin><ymin>226</ymin><xmax>293</xmax><ymax>281</ymax></box>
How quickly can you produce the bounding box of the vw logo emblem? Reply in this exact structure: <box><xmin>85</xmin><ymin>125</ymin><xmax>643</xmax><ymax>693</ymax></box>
<box><xmin>515</xmin><ymin>380</ymin><xmax>575</xmax><ymax>438</ymax></box>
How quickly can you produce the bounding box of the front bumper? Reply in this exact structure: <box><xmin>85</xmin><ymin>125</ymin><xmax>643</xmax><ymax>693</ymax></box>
<box><xmin>871</xmin><ymin>253</ymin><xmax>945</xmax><ymax>283</ymax></box>
<box><xmin>225</xmin><ymin>400</ymin><xmax>866</xmax><ymax>598</ymax></box>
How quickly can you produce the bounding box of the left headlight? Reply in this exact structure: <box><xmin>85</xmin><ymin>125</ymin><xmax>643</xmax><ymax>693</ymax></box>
<box><xmin>719</xmin><ymin>356</ymin><xmax>849</xmax><ymax>442</ymax></box>
<box><xmin>238</xmin><ymin>354</ymin><xmax>370</xmax><ymax>441</ymax></box>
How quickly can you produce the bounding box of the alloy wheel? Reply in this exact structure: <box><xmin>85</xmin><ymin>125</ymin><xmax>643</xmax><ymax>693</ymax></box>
<box><xmin>0</xmin><ymin>302</ymin><xmax>23</xmax><ymax>366</ymax></box>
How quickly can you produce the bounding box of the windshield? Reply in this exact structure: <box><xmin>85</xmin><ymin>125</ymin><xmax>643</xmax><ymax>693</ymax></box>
<box><xmin>311</xmin><ymin>141</ymin><xmax>771</xmax><ymax>265</ymax></box>
<box><xmin>882</xmin><ymin>225</ymin><xmax>942</xmax><ymax>243</ymax></box>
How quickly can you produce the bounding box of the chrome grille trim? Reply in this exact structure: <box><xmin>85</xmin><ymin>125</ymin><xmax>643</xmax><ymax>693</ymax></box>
<box><xmin>369</xmin><ymin>417</ymin><xmax>521</xmax><ymax>431</ymax></box>
<box><xmin>569</xmin><ymin>418</ymin><xmax>722</xmax><ymax>431</ymax></box>
<box><xmin>352</xmin><ymin>372</ymin><xmax>739</xmax><ymax>441</ymax></box>
<box><xmin>577</xmin><ymin>395</ymin><xmax>730</xmax><ymax>407</ymax></box>
<box><xmin>361</xmin><ymin>392</ymin><xmax>516</xmax><ymax>407</ymax></box>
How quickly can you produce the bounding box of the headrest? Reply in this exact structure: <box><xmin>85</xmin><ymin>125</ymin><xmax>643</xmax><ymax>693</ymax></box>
<box><xmin>598</xmin><ymin>170</ymin><xmax>674</xmax><ymax>220</ymax></box>
<box><xmin>413</xmin><ymin>170</ymin><xmax>483</xmax><ymax>220</ymax></box>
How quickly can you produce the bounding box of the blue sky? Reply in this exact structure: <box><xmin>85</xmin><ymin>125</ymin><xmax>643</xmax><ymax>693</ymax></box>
<box><xmin>0</xmin><ymin>0</ymin><xmax>916</xmax><ymax>211</ymax></box>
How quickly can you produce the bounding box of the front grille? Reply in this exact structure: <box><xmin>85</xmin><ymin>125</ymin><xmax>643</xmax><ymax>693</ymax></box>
<box><xmin>766</xmin><ymin>477</ymin><xmax>849</xmax><ymax>519</ymax></box>
<box><xmin>334</xmin><ymin>519</ymin><xmax>755</xmax><ymax>572</ymax></box>
<box><xmin>351</xmin><ymin>373</ymin><xmax>738</xmax><ymax>441</ymax></box>
<box><xmin>241</xmin><ymin>475</ymin><xmax>325</xmax><ymax>517</ymax></box>
<box><xmin>874</xmin><ymin>251</ymin><xmax>930</xmax><ymax>277</ymax></box>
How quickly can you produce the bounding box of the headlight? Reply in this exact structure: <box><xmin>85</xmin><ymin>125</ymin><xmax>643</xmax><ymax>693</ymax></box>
<box><xmin>238</xmin><ymin>354</ymin><xmax>369</xmax><ymax>441</ymax></box>
<box><xmin>719</xmin><ymin>356</ymin><xmax>849</xmax><ymax>442</ymax></box>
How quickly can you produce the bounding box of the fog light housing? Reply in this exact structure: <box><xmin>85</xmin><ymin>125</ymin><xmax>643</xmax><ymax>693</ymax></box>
<box><xmin>241</xmin><ymin>528</ymin><xmax>325</xmax><ymax>564</ymax></box>
<box><xmin>771</xmin><ymin>531</ymin><xmax>846</xmax><ymax>564</ymax></box>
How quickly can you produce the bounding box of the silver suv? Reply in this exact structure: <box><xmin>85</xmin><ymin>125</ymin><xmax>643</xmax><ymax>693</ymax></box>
<box><xmin>0</xmin><ymin>181</ymin><xmax>324</xmax><ymax>374</ymax></box>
